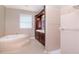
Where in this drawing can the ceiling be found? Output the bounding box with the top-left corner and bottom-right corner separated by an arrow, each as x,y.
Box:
4,5 -> 44,12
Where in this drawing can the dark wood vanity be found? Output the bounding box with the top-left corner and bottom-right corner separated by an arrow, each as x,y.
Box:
35,6 -> 45,46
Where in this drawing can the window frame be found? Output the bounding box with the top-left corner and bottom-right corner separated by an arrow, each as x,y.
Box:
20,14 -> 33,29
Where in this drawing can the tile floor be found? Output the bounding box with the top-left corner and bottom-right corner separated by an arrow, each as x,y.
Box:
48,49 -> 61,54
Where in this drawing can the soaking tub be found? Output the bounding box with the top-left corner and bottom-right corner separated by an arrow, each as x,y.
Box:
0,34 -> 30,52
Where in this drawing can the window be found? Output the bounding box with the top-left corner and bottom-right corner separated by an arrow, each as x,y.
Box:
20,14 -> 32,29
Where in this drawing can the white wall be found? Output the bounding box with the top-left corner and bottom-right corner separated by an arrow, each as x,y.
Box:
5,8 -> 35,36
46,6 -> 60,51
0,6 -> 5,37
61,6 -> 79,53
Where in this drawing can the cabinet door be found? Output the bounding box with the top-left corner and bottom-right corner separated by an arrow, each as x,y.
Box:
36,32 -> 40,41
40,33 -> 45,45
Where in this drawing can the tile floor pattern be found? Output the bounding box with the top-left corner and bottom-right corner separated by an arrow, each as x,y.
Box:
0,37 -> 45,54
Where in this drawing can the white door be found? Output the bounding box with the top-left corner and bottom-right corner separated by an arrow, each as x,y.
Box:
61,11 -> 79,53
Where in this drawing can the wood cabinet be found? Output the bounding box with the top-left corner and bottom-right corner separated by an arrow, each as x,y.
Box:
35,31 -> 45,45
35,6 -> 45,46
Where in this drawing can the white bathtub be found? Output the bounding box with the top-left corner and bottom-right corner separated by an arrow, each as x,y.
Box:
0,34 -> 30,52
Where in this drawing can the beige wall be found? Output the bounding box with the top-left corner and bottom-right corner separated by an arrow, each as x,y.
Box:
5,8 -> 35,36
0,6 -> 5,37
61,5 -> 79,53
46,5 -> 60,51
61,5 -> 79,15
